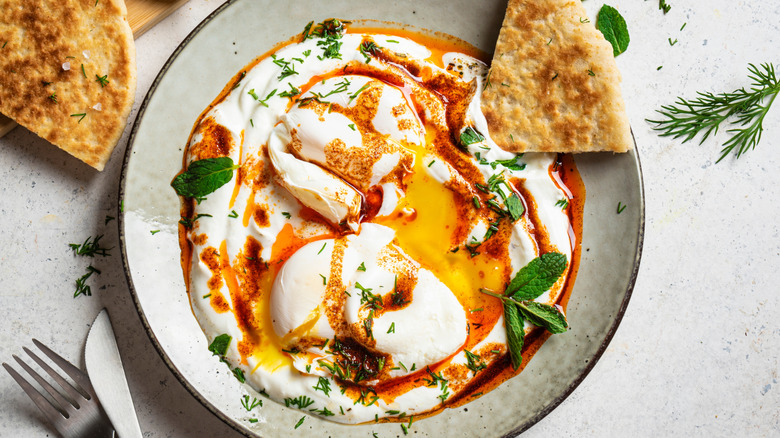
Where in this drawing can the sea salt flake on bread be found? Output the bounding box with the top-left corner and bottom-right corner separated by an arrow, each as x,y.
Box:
480,0 -> 632,153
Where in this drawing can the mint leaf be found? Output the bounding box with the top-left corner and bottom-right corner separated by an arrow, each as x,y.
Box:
171,157 -> 239,199
505,193 -> 525,221
506,252 -> 568,300
504,302 -> 525,370
208,333 -> 231,357
518,301 -> 568,334
494,157 -> 526,171
460,126 -> 484,146
597,5 -> 630,56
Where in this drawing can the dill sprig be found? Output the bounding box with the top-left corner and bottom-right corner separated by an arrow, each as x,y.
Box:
647,63 -> 780,163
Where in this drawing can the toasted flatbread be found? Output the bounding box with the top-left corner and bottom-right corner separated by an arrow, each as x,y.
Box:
0,0 -> 136,170
481,0 -> 632,153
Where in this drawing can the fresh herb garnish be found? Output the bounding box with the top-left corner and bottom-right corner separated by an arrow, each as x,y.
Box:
95,74 -> 109,87
596,5 -> 630,56
285,395 -> 315,409
281,211 -> 292,219
69,235 -> 112,257
362,312 -> 375,340
317,36 -> 343,60
73,265 -> 100,298
241,395 -> 262,411
506,252 -> 567,300
494,156 -> 526,171
228,210 -> 238,218
356,282 -> 383,310
505,193 -> 525,221
357,262 -> 366,271
313,376 -> 332,396
208,334 -> 231,358
271,55 -> 299,81
348,83 -> 371,104
480,252 -> 569,369
232,367 -> 245,383
359,41 -> 381,63
460,126 -> 485,147
302,18 -> 347,40
555,199 -> 569,209
423,368 -> 450,402
659,0 -> 671,14
171,157 -> 240,199
294,416 -> 305,429
312,406 -> 335,417
257,89 -> 277,107
647,63 -> 779,162
309,77 -> 351,103
464,349 -> 486,374
617,201 -> 627,214
70,113 -> 86,123
179,213 -> 213,228
278,82 -> 301,99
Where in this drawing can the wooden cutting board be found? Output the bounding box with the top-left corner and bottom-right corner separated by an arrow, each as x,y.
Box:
0,0 -> 190,138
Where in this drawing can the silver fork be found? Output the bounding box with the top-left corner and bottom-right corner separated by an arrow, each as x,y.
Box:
2,338 -> 114,438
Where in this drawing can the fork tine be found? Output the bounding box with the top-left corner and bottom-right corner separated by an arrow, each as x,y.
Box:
2,361 -> 67,422
23,347 -> 85,408
13,353 -> 76,414
32,339 -> 95,395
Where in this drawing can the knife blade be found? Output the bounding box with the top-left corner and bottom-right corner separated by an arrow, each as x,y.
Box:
85,308 -> 143,438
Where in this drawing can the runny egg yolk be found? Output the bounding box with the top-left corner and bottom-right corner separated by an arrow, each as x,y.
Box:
375,138 -> 506,341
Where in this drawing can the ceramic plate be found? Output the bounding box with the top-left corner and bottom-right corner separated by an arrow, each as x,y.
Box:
119,0 -> 644,436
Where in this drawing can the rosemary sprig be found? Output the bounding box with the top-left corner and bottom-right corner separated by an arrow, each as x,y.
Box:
647,63 -> 780,163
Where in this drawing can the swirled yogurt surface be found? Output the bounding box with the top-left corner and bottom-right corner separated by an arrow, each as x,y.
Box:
178,20 -> 581,424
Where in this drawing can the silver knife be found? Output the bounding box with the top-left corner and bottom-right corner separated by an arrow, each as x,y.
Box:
85,308 -> 143,438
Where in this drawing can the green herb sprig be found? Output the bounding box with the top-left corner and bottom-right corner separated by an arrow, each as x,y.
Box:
208,334 -> 231,358
241,395 -> 262,411
596,5 -> 630,57
69,235 -> 112,257
647,63 -> 779,163
480,252 -> 569,369
171,157 -> 240,201
73,266 -> 100,297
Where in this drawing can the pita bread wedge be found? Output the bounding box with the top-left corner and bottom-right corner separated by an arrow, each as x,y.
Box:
481,0 -> 632,153
0,0 -> 136,170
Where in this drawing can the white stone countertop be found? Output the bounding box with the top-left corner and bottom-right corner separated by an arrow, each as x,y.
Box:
1,0 -> 778,437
